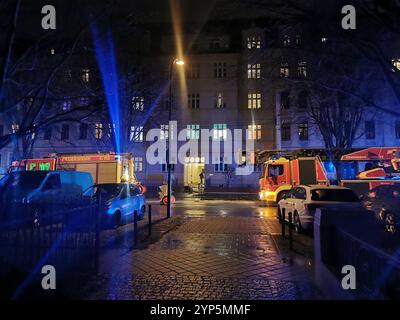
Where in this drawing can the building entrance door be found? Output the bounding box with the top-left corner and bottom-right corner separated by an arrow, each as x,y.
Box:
184,157 -> 205,189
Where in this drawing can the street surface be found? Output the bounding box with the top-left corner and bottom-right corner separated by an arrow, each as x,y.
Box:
82,199 -> 321,299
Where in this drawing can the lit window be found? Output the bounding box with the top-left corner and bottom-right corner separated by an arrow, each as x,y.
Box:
132,96 -> 144,111
50,48 -> 55,55
188,93 -> 200,109
280,63 -> 289,78
283,35 -> 291,47
187,124 -> 200,140
213,124 -> 227,141
130,126 -> 143,142
62,98 -> 71,111
81,68 -> 90,83
160,124 -> 170,140
247,63 -> 261,79
247,125 -> 262,140
298,122 -> 308,141
107,123 -> 116,138
134,157 -> 143,172
11,124 -> 19,134
247,35 -> 261,49
248,92 -> 262,109
321,37 -> 328,43
214,62 -> 227,78
297,61 -> 308,77
215,92 -> 226,108
95,123 -> 103,140
392,58 -> 400,71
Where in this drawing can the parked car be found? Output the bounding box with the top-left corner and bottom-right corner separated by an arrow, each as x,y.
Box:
82,183 -> 146,228
362,185 -> 400,234
277,185 -> 363,233
0,171 -> 93,227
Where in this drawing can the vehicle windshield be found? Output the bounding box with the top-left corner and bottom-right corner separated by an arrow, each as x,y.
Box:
7,172 -> 48,191
311,189 -> 359,202
83,184 -> 124,198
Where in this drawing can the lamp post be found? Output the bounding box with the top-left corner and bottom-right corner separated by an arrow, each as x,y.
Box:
167,58 -> 184,218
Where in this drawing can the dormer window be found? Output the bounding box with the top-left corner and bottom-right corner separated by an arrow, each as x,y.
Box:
247,35 -> 261,49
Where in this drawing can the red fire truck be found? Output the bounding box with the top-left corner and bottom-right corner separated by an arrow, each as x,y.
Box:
9,152 -> 142,187
259,147 -> 400,203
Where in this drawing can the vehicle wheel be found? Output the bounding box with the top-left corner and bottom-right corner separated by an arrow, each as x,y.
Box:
162,196 -> 168,205
113,211 -> 122,228
293,212 -> 303,234
385,213 -> 397,234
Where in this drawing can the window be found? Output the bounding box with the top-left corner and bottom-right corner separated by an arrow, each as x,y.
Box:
80,97 -> 89,106
215,92 -> 226,109
297,61 -> 308,77
298,122 -> 309,141
213,124 -> 227,141
134,157 -> 143,172
298,90 -> 309,109
214,62 -> 227,78
365,121 -> 375,140
281,91 -> 290,109
215,157 -> 228,172
187,124 -> 200,140
248,92 -> 262,109
396,121 -> 400,139
292,187 -> 307,200
44,127 -> 52,140
12,124 -> 19,134
280,63 -> 289,78
321,37 -> 328,43
283,35 -> 291,46
188,93 -> 200,109
132,96 -> 144,111
61,124 -> 69,140
247,124 -> 262,140
0,125 -> 3,137
247,35 -> 261,49
392,58 -> 400,71
107,123 -> 116,138
268,164 -> 284,177
130,126 -> 144,142
64,69 -> 72,82
209,38 -> 221,49
282,124 -> 291,141
247,63 -> 261,79
295,35 -> 301,46
79,123 -> 88,140
160,124 -> 170,140
50,48 -> 55,55
81,68 -> 90,83
95,123 -> 103,140
62,98 -> 71,111
188,63 -> 200,78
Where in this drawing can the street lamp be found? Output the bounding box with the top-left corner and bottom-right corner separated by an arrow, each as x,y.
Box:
167,57 -> 184,218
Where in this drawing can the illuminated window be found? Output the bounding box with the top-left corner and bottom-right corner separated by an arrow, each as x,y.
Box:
280,63 -> 289,77
248,92 -> 262,109
188,93 -> 200,109
283,35 -> 291,47
132,96 -> 144,111
214,62 -> 227,78
11,124 -> 19,134
247,124 -> 262,140
134,157 -> 143,172
62,98 -> 71,111
213,123 -> 227,141
215,92 -> 226,108
215,157 -> 228,172
130,126 -> 143,142
247,35 -> 261,49
297,61 -> 308,77
392,58 -> 400,71
81,68 -> 90,83
298,122 -> 308,141
107,123 -> 116,138
365,121 -> 375,140
160,124 -> 170,140
61,124 -> 69,140
95,123 -> 103,140
247,64 -> 261,79
321,37 -> 328,43
50,48 -> 55,55
187,124 -> 200,140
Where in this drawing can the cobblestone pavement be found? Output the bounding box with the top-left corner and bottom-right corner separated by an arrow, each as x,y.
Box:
82,200 -> 321,300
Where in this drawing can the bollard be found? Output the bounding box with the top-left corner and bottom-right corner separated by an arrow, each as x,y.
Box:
134,210 -> 138,246
148,204 -> 152,236
288,212 -> 293,250
281,210 -> 285,239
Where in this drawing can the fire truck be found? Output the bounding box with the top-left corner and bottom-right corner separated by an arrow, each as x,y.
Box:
10,152 -> 142,186
259,155 -> 329,203
258,147 -> 400,203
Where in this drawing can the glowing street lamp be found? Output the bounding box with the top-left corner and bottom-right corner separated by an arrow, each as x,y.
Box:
167,57 -> 184,219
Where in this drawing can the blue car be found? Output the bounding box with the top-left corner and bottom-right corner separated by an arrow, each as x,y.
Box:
82,183 -> 146,228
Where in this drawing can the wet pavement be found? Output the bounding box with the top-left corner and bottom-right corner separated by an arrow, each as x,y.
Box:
82,199 -> 321,300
